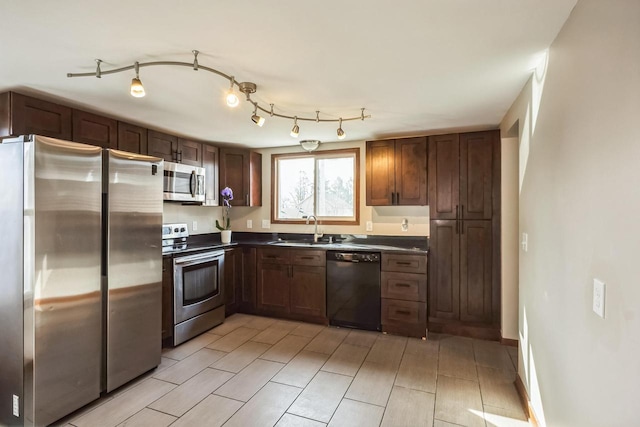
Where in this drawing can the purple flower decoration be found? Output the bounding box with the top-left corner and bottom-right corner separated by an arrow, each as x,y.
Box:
216,187 -> 234,231
221,187 -> 234,200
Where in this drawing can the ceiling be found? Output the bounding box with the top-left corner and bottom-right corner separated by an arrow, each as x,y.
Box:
0,0 -> 576,149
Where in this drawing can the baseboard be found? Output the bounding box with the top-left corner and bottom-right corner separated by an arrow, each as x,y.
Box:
500,337 -> 518,347
514,374 -> 540,427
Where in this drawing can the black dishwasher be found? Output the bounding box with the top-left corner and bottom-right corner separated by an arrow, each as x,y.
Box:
326,251 -> 381,331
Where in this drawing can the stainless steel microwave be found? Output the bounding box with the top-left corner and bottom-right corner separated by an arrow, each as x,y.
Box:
163,161 -> 205,202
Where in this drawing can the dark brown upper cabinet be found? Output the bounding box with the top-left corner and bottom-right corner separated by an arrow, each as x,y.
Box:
177,138 -> 203,167
219,147 -> 262,207
0,92 -> 72,140
203,144 -> 219,206
429,130 -> 497,220
147,130 -> 178,163
366,137 -> 427,206
117,121 -> 148,154
72,109 -> 117,148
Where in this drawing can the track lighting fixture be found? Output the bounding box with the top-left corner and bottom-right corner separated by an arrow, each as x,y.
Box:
68,50 -> 372,136
337,118 -> 346,140
290,117 -> 300,138
225,76 -> 239,108
130,62 -> 145,98
251,104 -> 265,127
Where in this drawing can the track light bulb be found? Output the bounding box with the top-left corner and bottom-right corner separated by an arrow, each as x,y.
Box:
130,78 -> 145,98
225,77 -> 239,107
251,105 -> 265,127
130,62 -> 145,98
337,118 -> 345,140
290,117 -> 299,138
226,91 -> 239,107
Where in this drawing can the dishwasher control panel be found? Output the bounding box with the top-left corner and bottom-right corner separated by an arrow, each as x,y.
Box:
329,251 -> 380,263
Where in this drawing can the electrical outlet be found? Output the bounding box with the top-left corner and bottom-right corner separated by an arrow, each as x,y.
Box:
401,218 -> 409,232
192,221 -> 198,231
13,395 -> 19,417
246,220 -> 253,229
593,278 -> 606,318
521,232 -> 528,252
365,221 -> 373,232
261,219 -> 270,229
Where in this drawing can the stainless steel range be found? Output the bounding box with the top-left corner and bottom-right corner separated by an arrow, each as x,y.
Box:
163,224 -> 225,346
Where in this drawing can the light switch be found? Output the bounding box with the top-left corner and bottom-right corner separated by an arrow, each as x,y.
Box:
521,232 -> 528,252
593,278 -> 606,318
262,219 -> 270,229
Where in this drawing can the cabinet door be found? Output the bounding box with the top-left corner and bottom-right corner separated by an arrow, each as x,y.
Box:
10,92 -> 72,140
460,220 -> 493,323
148,130 -> 177,162
395,137 -> 427,205
249,151 -> 262,206
256,263 -> 290,314
161,257 -> 173,343
219,148 -> 249,206
178,138 -> 203,167
290,265 -> 326,318
366,139 -> 395,206
117,122 -> 148,154
460,131 -> 494,220
72,109 -> 117,148
241,247 -> 257,312
203,144 -> 219,206
428,134 -> 460,219
428,220 -> 460,321
224,248 -> 242,316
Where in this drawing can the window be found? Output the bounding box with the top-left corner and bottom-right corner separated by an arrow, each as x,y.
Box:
272,148 -> 360,225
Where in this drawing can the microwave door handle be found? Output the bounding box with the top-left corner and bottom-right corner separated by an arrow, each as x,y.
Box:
190,170 -> 196,197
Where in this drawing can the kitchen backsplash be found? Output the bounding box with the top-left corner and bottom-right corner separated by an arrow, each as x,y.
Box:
164,202 -> 430,236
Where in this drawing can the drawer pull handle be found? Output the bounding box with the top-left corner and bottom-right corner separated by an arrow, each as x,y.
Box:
395,261 -> 412,266
265,255 -> 279,259
396,283 -> 411,288
300,256 -> 315,260
396,310 -> 411,315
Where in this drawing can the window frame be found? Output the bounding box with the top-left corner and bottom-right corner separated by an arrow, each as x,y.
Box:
270,147 -> 360,225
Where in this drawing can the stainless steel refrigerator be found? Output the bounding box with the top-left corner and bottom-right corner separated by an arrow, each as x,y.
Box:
0,135 -> 163,426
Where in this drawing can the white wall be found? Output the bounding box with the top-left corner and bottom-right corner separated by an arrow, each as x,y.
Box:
500,0 -> 640,425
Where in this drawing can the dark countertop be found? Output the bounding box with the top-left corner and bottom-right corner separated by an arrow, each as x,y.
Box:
164,232 -> 428,257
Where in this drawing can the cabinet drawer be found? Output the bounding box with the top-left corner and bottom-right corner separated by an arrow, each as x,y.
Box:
257,248 -> 291,264
381,271 -> 426,302
292,250 -> 325,267
381,299 -> 426,327
382,253 -> 427,274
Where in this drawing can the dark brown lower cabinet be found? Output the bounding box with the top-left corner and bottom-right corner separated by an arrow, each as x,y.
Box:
429,219 -> 496,336
224,248 -> 243,316
240,246 -> 257,313
256,263 -> 290,315
256,248 -> 326,323
161,257 -> 174,345
290,266 -> 326,318
380,253 -> 428,338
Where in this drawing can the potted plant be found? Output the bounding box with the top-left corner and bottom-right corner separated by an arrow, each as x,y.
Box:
216,187 -> 233,244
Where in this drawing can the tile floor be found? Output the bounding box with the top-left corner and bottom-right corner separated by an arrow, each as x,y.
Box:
58,314 -> 528,427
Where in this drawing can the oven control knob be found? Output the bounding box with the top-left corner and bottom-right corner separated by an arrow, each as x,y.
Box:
180,227 -> 186,232
174,227 -> 179,232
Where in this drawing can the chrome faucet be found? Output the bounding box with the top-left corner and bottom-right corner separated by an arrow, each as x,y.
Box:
305,215 -> 323,243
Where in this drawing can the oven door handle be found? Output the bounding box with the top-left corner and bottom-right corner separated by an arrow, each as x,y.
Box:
174,250 -> 224,265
